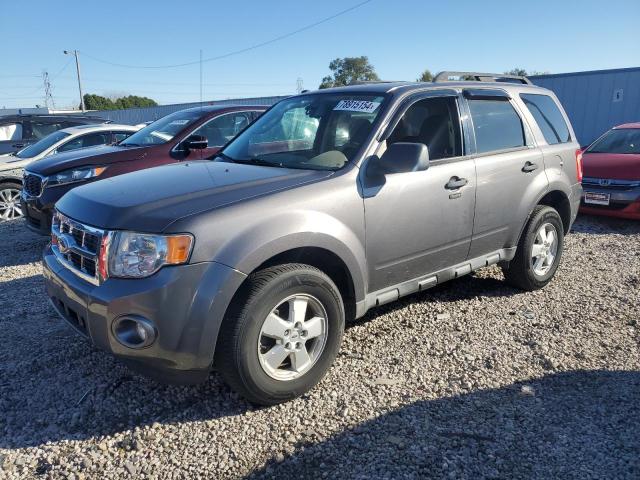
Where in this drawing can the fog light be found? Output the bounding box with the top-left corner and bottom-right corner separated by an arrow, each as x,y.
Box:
112,316 -> 157,349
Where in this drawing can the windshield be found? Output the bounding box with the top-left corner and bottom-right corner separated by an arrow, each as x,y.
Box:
220,93 -> 386,170
121,110 -> 203,146
15,131 -> 70,158
587,128 -> 640,154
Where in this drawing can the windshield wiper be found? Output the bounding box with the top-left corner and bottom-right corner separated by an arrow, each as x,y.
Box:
231,157 -> 283,168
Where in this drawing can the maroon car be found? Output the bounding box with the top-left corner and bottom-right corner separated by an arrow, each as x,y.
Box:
21,105 -> 267,233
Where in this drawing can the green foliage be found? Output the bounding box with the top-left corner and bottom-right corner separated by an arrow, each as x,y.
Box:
83,94 -> 158,110
319,56 -> 379,89
416,69 -> 433,82
505,68 -> 528,76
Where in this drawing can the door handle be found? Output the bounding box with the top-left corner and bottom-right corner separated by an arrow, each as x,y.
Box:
445,176 -> 468,189
522,161 -> 538,172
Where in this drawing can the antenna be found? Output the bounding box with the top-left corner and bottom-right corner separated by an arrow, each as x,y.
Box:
42,71 -> 55,110
296,77 -> 304,94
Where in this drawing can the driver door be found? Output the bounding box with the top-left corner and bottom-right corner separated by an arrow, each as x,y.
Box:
362,93 -> 476,292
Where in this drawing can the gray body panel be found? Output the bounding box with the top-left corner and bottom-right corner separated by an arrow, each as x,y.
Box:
46,80 -> 582,381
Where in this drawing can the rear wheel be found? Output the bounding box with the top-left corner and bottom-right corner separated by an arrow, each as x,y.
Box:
0,182 -> 23,221
215,263 -> 344,405
502,205 -> 564,291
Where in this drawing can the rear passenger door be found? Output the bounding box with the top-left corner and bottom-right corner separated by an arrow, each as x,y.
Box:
362,92 -> 476,292
463,89 -> 548,258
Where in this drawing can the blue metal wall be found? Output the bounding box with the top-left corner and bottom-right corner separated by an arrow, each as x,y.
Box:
92,95 -> 288,125
530,67 -> 640,146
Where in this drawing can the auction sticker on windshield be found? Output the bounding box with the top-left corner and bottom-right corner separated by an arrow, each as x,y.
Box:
334,100 -> 381,113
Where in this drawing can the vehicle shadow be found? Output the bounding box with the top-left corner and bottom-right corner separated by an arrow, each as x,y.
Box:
572,213 -> 640,236
0,218 -> 48,268
248,370 -> 640,479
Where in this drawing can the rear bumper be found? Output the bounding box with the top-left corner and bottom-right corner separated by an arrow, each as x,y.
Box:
579,184 -> 640,220
43,245 -> 247,383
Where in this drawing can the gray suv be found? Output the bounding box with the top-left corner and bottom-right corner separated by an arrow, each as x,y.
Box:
43,72 -> 582,405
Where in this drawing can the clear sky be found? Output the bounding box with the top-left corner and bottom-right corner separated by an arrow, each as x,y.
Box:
1,0 -> 639,109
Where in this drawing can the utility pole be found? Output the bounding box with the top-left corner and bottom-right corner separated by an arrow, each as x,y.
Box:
64,50 -> 85,112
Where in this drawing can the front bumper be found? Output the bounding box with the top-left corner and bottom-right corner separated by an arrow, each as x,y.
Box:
43,245 -> 247,383
20,183 -> 77,235
579,184 -> 640,220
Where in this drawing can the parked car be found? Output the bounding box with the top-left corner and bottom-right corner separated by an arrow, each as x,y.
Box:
42,73 -> 582,404
0,114 -> 108,155
21,105 -> 267,233
580,123 -> 640,220
0,124 -> 139,221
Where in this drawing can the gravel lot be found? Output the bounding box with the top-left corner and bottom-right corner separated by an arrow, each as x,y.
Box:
1,215 -> 639,479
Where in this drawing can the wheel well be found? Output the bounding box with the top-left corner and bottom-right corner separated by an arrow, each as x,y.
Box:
0,177 -> 22,186
538,190 -> 571,234
255,247 -> 357,322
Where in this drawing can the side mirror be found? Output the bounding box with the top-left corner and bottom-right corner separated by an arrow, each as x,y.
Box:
183,134 -> 208,150
372,142 -> 430,175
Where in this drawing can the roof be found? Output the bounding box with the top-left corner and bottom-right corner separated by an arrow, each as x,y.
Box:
177,104 -> 269,115
59,123 -> 139,134
614,122 -> 640,129
307,80 -> 545,96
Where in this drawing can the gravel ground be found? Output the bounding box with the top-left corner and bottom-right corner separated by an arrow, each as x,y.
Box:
0,215 -> 639,479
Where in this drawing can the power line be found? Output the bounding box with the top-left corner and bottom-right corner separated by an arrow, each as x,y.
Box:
81,0 -> 374,69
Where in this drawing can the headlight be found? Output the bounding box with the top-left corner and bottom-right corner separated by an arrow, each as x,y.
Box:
47,166 -> 107,186
108,231 -> 194,278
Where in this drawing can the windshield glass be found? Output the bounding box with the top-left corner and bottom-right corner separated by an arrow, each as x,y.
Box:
220,93 -> 386,170
15,131 -> 70,158
121,110 -> 203,146
587,128 -> 640,154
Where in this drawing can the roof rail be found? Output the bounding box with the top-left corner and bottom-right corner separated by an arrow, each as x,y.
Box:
433,71 -> 532,85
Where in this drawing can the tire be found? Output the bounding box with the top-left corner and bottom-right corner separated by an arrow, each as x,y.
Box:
215,263 -> 345,405
502,205 -> 564,291
0,181 -> 23,221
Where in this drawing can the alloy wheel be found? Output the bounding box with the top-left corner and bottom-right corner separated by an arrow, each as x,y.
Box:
257,293 -> 329,381
0,187 -> 22,221
531,222 -> 558,276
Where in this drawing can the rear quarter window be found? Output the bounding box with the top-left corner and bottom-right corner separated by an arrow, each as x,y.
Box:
520,93 -> 571,145
468,99 -> 525,154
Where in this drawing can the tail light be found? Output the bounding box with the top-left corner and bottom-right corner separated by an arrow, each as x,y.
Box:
575,149 -> 584,182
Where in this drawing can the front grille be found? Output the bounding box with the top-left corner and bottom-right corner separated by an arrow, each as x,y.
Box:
52,211 -> 105,285
23,173 -> 43,196
582,177 -> 640,191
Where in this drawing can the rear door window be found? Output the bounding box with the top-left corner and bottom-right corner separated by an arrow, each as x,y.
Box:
468,99 -> 525,154
58,132 -> 110,152
520,93 -> 570,145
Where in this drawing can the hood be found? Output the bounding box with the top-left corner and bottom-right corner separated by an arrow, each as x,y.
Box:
0,153 -> 30,172
26,145 -> 149,176
56,161 -> 333,232
582,152 -> 640,180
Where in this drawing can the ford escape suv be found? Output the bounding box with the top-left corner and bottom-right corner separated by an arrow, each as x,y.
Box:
43,72 -> 582,405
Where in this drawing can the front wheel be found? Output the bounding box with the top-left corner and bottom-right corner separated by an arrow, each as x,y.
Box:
502,205 -> 564,291
215,263 -> 345,405
0,182 -> 23,221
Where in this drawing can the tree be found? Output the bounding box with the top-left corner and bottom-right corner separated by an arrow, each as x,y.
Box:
416,69 -> 433,82
319,56 -> 379,89
505,68 -> 528,76
82,93 -> 158,110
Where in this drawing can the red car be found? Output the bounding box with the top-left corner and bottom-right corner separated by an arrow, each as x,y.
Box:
580,123 -> 640,220
21,105 -> 267,233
